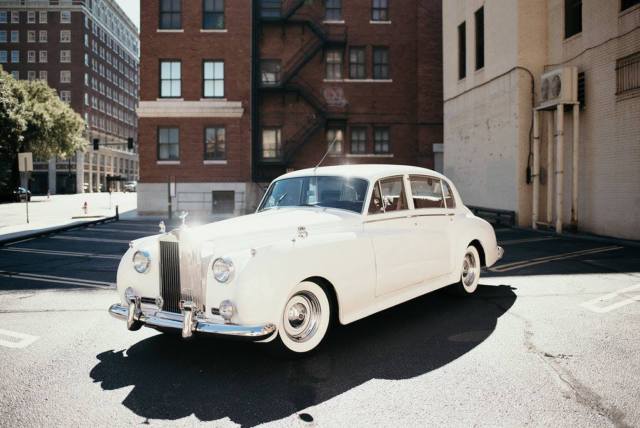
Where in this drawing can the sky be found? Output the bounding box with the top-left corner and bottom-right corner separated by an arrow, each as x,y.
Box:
115,0 -> 140,31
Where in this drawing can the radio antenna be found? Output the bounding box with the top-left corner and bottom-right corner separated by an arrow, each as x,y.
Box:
314,135 -> 339,174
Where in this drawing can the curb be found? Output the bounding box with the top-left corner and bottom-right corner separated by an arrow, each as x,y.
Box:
511,226 -> 640,249
0,215 -> 118,247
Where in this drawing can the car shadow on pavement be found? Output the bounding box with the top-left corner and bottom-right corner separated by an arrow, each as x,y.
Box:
90,284 -> 516,426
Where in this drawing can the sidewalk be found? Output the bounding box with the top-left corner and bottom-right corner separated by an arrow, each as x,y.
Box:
0,192 -> 137,243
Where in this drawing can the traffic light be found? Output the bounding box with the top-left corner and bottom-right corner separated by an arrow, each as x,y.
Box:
93,139 -> 99,150
127,137 -> 134,150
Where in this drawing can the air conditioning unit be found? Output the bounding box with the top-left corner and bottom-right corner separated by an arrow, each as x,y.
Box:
539,66 -> 578,109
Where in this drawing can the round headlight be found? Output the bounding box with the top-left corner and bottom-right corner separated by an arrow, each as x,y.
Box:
212,258 -> 234,283
132,250 -> 151,273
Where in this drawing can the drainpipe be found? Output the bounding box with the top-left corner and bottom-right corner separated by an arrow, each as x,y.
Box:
555,104 -> 564,234
571,103 -> 579,228
546,112 -> 554,224
532,109 -> 540,229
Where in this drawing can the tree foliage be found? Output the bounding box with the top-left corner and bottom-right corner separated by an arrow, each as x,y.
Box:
0,71 -> 86,193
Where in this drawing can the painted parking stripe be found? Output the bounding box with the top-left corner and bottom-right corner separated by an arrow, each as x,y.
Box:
500,237 -> 558,245
0,271 -> 115,288
0,328 -> 39,349
1,247 -> 121,260
490,246 -> 623,273
50,236 -> 130,244
581,284 -> 640,313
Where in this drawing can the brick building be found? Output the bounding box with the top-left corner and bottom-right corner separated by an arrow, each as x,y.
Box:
443,0 -> 640,240
0,0 -> 139,194
138,0 -> 443,216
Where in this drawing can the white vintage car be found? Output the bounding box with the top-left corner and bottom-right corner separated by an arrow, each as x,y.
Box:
109,165 -> 503,354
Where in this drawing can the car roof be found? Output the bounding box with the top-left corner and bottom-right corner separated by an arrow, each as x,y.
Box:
277,164 -> 448,182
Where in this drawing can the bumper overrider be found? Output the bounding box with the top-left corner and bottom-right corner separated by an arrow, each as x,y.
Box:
497,246 -> 504,260
108,298 -> 276,341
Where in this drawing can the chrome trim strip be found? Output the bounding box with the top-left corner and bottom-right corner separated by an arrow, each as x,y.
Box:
109,303 -> 276,341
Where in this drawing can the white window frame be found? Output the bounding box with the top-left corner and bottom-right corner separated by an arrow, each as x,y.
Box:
60,50 -> 71,63
39,50 -> 47,63
39,10 -> 47,23
60,10 -> 71,24
60,30 -> 71,43
27,11 -> 36,24
27,50 -> 36,63
60,70 -> 71,83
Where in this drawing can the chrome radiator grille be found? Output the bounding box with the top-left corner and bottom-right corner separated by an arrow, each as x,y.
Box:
159,241 -> 181,314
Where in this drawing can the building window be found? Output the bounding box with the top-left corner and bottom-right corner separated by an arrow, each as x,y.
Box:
326,128 -> 344,154
373,47 -> 389,79
475,7 -> 484,70
27,11 -> 35,24
203,61 -> 224,97
349,47 -> 366,79
10,31 -> 18,43
0,12 -> 6,24
158,127 -> 180,160
458,22 -> 466,79
564,0 -> 581,39
11,50 -> 19,64
27,31 -> 35,43
621,0 -> 640,11
325,49 -> 343,80
616,52 -> 640,95
260,0 -> 282,18
28,71 -> 36,81
28,51 -> 36,63
203,0 -> 225,29
204,127 -> 226,160
160,0 -> 182,30
0,51 -> 7,64
262,128 -> 282,159
350,127 -> 367,154
39,31 -> 47,43
11,70 -> 19,79
60,50 -> 71,63
261,60 -> 282,85
60,90 -> 71,104
60,10 -> 71,24
39,11 -> 47,23
160,61 -> 181,98
39,50 -> 47,63
372,0 -> 389,21
60,30 -> 71,43
0,31 -> 5,43
325,0 -> 342,21
374,127 -> 390,153
11,11 -> 19,24
60,70 -> 71,83
39,70 -> 47,81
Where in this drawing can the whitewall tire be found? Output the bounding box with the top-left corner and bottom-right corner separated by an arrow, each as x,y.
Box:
270,281 -> 332,355
456,245 -> 481,294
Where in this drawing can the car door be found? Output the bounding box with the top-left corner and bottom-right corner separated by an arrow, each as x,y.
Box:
364,175 -> 425,297
407,175 -> 453,281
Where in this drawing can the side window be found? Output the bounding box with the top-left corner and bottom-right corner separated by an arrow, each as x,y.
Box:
368,176 -> 408,214
443,181 -> 456,209
409,176 -> 445,209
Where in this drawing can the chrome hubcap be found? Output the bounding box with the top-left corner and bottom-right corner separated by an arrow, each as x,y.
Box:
283,291 -> 321,343
462,253 -> 476,287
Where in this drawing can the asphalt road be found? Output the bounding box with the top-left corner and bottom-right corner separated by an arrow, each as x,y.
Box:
0,220 -> 639,427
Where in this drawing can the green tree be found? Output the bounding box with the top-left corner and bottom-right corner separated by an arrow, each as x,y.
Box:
0,71 -> 86,194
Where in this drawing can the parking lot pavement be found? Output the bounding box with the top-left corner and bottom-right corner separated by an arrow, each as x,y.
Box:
0,223 -> 639,427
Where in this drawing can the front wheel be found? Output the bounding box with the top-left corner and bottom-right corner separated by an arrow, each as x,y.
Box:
453,245 -> 481,294
267,281 -> 332,356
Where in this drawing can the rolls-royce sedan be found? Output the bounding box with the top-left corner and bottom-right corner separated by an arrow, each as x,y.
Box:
109,165 -> 503,355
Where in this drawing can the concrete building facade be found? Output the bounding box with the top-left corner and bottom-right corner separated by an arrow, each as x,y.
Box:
137,0 -> 443,217
443,0 -> 640,240
0,0 -> 139,194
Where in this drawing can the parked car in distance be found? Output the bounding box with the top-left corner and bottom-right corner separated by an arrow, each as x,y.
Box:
109,165 -> 504,355
13,187 -> 32,202
123,181 -> 137,192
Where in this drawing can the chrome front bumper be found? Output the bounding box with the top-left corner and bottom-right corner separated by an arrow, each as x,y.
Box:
108,302 -> 276,341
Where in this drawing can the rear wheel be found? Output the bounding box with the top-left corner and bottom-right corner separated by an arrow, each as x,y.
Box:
267,281 -> 332,356
453,245 -> 481,294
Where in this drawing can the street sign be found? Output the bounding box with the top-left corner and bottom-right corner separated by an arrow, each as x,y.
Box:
18,152 -> 33,172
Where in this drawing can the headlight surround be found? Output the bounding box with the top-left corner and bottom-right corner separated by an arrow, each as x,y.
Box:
132,250 -> 151,274
212,257 -> 234,283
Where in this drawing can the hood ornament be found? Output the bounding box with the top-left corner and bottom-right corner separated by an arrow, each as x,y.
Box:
178,211 -> 189,228
158,221 -> 166,233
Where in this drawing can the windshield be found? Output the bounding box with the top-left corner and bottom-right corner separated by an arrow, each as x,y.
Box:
258,176 -> 369,214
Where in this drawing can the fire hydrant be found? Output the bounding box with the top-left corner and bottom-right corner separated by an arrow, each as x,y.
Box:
82,201 -> 88,215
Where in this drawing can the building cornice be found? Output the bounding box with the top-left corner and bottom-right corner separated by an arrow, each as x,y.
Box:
137,100 -> 244,118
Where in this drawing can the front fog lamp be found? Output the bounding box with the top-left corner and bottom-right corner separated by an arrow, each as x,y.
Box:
132,250 -> 151,273
212,258 -> 234,283
219,300 -> 235,321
